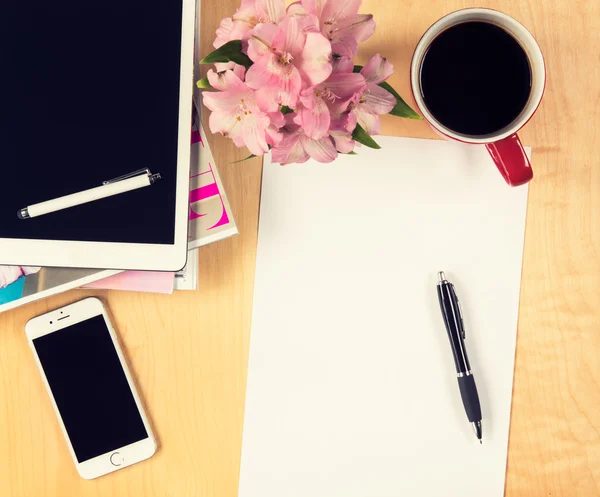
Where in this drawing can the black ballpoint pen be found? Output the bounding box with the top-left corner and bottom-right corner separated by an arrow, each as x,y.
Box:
437,271 -> 483,444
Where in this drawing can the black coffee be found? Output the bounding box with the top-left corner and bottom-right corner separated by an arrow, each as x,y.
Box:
420,21 -> 531,136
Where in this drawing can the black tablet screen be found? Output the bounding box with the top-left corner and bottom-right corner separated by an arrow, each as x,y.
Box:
0,0 -> 184,244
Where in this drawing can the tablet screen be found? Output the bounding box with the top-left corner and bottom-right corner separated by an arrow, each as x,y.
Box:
0,0 -> 184,244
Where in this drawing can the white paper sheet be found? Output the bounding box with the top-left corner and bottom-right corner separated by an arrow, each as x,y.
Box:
241,137 -> 530,497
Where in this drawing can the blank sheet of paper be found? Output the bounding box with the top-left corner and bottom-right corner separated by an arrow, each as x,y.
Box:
241,137 -> 530,497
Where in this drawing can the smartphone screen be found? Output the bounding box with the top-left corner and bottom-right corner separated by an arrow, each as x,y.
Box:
32,315 -> 148,463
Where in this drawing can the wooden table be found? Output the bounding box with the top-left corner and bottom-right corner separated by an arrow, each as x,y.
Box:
1,0 -> 599,495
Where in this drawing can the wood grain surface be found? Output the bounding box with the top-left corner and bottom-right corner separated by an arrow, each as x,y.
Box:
1,0 -> 599,495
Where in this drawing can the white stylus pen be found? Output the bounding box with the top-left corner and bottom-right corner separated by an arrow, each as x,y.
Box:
18,168 -> 161,220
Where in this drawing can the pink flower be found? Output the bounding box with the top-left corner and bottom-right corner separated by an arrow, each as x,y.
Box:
214,62 -> 247,81
0,266 -> 40,289
271,115 -> 338,164
329,113 -> 356,153
301,0 -> 375,58
203,69 -> 275,155
214,0 -> 287,48
348,54 -> 396,134
296,72 -> 366,139
245,16 -> 332,109
331,55 -> 354,73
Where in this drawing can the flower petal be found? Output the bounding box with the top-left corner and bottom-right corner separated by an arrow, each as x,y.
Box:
335,14 -> 375,44
361,83 -> 396,115
300,0 -> 327,17
228,20 -> 256,42
254,87 -> 280,113
214,62 -> 247,82
353,107 -> 381,135
299,87 -> 318,109
203,89 -> 244,114
208,109 -> 242,138
232,0 -> 259,24
361,54 -> 394,84
255,0 -> 286,23
213,18 -> 234,48
269,110 -> 286,128
332,56 -> 354,73
296,31 -> 332,86
330,130 -> 355,153
272,132 -> 309,164
321,0 -> 362,24
245,56 -> 302,107
206,68 -> 248,92
266,126 -> 283,147
324,72 -> 366,100
248,22 -> 279,61
299,134 -> 338,162
299,99 -> 330,139
287,1 -> 307,16
241,113 -> 270,155
331,34 -> 358,58
345,109 -> 357,131
272,16 -> 306,56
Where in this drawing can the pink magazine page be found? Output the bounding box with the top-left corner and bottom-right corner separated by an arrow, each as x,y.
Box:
85,271 -> 174,294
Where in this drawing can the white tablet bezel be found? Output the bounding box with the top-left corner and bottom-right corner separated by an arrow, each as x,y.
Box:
25,298 -> 157,479
1,0 -> 195,271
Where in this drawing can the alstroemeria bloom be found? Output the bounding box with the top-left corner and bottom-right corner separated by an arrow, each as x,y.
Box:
271,115 -> 338,164
296,72 -> 366,139
214,0 -> 286,48
348,54 -> 396,134
214,62 -> 247,81
245,16 -> 332,109
0,266 -> 41,289
329,112 -> 357,153
301,0 -> 375,57
203,69 -> 274,155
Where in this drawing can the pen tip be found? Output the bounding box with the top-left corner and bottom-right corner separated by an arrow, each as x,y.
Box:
438,271 -> 446,282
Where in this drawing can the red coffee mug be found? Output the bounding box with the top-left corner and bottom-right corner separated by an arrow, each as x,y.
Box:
410,9 -> 545,187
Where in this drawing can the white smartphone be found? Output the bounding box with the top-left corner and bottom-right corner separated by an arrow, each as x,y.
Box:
25,297 -> 156,479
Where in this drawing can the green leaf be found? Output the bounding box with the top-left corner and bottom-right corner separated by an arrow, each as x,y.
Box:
351,124 -> 381,149
379,81 -> 422,119
345,151 -> 358,155
280,106 -> 294,114
199,40 -> 253,69
196,77 -> 212,89
353,65 -> 363,73
231,153 -> 257,164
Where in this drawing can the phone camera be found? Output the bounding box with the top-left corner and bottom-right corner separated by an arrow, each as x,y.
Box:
50,321 -> 53,324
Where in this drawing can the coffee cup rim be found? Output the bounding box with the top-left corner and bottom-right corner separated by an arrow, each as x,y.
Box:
410,8 -> 546,144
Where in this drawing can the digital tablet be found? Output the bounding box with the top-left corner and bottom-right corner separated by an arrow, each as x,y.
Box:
0,0 -> 195,270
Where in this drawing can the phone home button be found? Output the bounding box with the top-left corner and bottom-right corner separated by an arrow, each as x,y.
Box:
110,452 -> 124,466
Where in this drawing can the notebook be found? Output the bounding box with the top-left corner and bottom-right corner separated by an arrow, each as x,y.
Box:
240,137 -> 530,497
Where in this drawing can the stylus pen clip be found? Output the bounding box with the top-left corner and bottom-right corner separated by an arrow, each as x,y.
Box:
18,169 -> 162,220
103,168 -> 153,185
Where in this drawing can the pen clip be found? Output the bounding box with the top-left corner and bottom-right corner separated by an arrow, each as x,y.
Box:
102,168 -> 151,185
451,284 -> 466,339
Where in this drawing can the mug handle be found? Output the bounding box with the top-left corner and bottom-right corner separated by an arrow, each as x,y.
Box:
485,133 -> 533,187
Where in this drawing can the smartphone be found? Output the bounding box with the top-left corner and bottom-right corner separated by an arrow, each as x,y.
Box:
25,297 -> 156,479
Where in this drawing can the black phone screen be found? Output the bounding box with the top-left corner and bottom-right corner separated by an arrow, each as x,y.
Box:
33,315 -> 148,463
